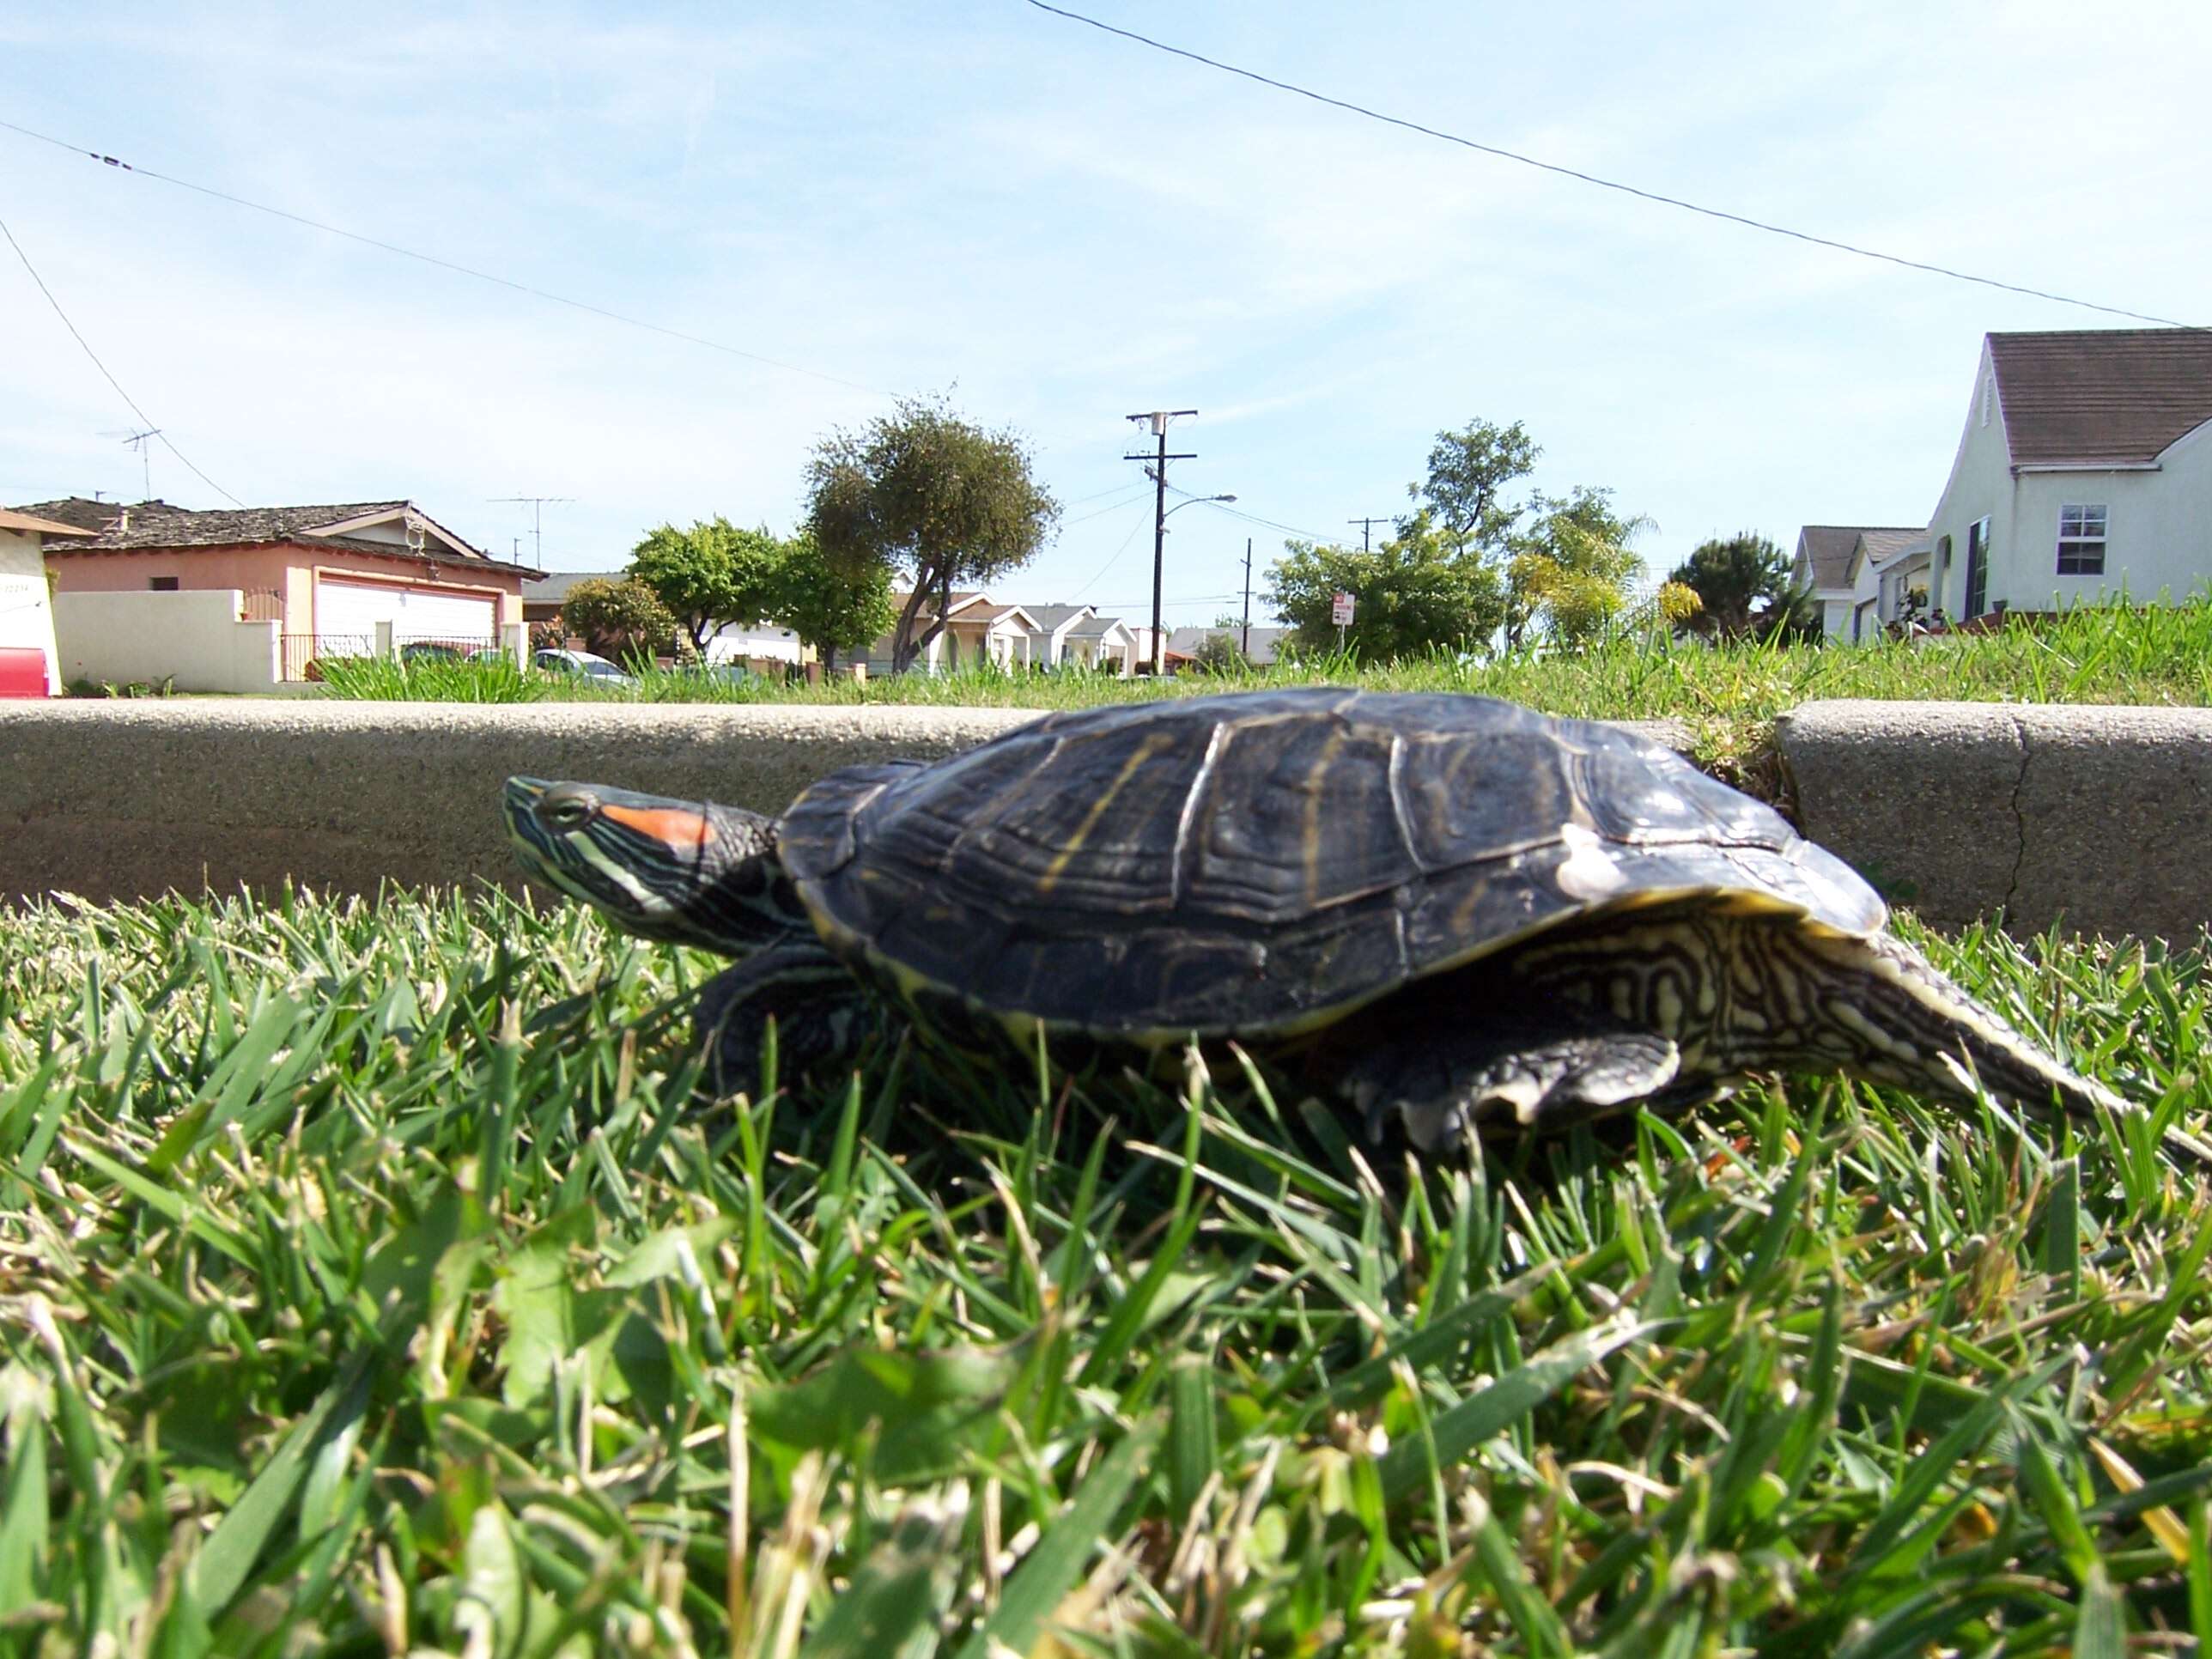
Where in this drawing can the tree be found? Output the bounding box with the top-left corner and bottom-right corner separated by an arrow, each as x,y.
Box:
767,531 -> 898,672
1504,486 -> 1651,649
1407,418 -> 1539,558
629,518 -> 786,655
560,577 -> 678,664
1267,526 -> 1502,660
1182,617 -> 1250,675
804,393 -> 1060,674
1667,532 -> 1820,642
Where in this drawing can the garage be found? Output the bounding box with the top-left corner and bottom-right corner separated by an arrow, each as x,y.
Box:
315,578 -> 497,646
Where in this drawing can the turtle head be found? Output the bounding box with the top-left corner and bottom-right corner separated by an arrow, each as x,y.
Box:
503,777 -> 808,954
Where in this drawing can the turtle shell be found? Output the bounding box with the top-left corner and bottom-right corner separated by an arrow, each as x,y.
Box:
775,688 -> 1885,1042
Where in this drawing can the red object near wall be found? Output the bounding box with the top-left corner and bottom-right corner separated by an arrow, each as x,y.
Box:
0,647 -> 50,697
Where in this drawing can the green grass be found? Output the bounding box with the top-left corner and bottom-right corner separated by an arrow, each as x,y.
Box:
315,594 -> 2212,783
5,884 -> 2212,1654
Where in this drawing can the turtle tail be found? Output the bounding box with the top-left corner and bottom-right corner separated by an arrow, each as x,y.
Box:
1825,930 -> 2212,1168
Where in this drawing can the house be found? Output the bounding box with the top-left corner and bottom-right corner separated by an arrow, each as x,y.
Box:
1923,329 -> 2212,623
1018,604 -> 1136,674
1842,530 -> 1932,641
868,592 -> 1040,674
1170,623 -> 1286,666
26,497 -> 538,681
1791,526 -> 1926,641
0,507 -> 95,694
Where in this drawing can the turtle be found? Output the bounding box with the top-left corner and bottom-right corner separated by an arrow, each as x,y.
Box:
501,687 -> 2205,1160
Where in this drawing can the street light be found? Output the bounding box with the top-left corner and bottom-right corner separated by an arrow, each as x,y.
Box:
1150,493 -> 1237,675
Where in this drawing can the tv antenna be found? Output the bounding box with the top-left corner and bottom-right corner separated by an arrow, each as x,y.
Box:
488,496 -> 574,566
103,428 -> 163,500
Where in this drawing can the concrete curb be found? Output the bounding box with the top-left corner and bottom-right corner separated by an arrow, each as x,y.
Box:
1,698 -> 1689,907
9,696 -> 2204,945
1777,700 -> 2212,945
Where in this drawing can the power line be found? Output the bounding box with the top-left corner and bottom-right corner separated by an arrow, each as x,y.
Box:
0,118 -> 890,395
0,210 -> 245,506
1063,484 -> 1155,525
1166,483 -> 1337,544
1022,0 -> 2201,331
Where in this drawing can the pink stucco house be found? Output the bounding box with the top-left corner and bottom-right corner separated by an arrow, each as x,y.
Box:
21,497 -> 539,678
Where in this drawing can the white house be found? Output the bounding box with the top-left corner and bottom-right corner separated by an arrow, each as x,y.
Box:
1843,529 -> 1932,642
1791,525 -> 1924,641
1019,604 -> 1136,673
1923,329 -> 2212,622
0,507 -> 94,693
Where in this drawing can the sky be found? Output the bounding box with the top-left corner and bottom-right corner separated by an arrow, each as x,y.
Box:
3,1 -> 2207,629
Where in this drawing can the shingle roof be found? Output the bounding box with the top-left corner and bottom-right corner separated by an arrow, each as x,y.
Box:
1796,524 -> 1922,591
1064,614 -> 1127,639
1987,329 -> 2212,465
12,496 -> 530,571
1021,604 -> 1097,632
1856,529 -> 1926,566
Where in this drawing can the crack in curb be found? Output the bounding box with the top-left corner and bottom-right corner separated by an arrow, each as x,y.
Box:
2002,712 -> 2030,921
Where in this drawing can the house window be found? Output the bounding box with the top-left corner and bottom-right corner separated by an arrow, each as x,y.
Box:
1964,517 -> 1990,618
2057,504 -> 2106,574
149,576 -> 179,591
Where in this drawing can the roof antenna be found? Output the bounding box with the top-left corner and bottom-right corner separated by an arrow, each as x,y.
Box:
103,428 -> 162,500
488,495 -> 574,566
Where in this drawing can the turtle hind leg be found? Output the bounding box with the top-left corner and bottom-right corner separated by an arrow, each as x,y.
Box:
693,937 -> 881,1098
1343,1019 -> 1705,1153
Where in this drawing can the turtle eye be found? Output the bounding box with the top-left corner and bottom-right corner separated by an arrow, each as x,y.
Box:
541,791 -> 598,830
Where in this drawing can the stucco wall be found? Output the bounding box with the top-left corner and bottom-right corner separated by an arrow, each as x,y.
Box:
52,589 -> 282,693
0,530 -> 61,694
1929,348 -> 2212,617
48,543 -> 526,631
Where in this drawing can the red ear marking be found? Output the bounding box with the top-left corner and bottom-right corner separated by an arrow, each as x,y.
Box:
599,804 -> 718,849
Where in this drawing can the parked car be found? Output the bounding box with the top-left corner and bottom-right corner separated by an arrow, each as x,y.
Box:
532,647 -> 638,687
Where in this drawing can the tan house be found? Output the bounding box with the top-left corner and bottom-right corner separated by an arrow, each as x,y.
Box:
24,497 -> 538,680
0,507 -> 96,695
870,591 -> 1040,674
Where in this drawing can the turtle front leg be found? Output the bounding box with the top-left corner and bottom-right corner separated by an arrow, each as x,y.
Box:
692,938 -> 882,1097
1342,1017 -> 1715,1152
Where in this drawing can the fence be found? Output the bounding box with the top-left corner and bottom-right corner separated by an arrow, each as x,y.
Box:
281,634 -> 376,682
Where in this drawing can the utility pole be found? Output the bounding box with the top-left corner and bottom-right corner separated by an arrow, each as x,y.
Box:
1346,515 -> 1389,552
1125,410 -> 1198,675
1241,538 -> 1253,655
489,496 -> 575,567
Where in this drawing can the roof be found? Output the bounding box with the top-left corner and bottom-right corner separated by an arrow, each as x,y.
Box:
522,569 -> 627,604
0,507 -> 96,537
13,497 -> 536,574
1064,614 -> 1128,640
1021,604 -> 1097,633
1796,524 -> 1923,591
1844,529 -> 1930,585
1987,329 -> 2212,466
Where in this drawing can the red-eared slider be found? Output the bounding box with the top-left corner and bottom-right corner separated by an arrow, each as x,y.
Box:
504,688 -> 2199,1157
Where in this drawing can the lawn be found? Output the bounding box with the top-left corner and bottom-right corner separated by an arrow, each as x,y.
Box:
4,881 -> 2212,1655
314,593 -> 2212,786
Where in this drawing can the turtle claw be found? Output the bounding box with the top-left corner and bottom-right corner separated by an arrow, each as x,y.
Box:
1348,1024 -> 1686,1152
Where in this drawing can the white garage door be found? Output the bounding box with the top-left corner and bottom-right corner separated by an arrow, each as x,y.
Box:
316,580 -> 496,644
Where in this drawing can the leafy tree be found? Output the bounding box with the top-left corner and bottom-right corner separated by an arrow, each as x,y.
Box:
1267,526 -> 1501,660
559,578 -> 678,664
1504,487 -> 1651,649
1667,532 -> 1820,642
1407,418 -> 1538,558
767,531 -> 898,672
1182,624 -> 1249,675
804,393 -> 1060,673
629,518 -> 785,655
